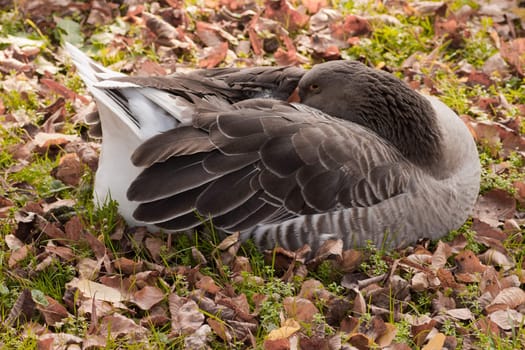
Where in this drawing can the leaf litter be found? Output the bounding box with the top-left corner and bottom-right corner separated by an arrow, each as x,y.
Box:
0,0 -> 524,349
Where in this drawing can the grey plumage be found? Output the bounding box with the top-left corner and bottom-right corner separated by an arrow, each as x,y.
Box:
66,43 -> 480,254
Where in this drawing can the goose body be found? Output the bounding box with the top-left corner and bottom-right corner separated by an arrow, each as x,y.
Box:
67,44 -> 480,252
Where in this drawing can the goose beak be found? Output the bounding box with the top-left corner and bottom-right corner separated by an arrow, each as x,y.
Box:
287,87 -> 301,103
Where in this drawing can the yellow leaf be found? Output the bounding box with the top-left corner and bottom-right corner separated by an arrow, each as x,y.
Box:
422,332 -> 445,350
266,319 -> 300,340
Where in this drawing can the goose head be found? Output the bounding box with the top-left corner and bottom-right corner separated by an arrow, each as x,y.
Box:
297,60 -> 442,170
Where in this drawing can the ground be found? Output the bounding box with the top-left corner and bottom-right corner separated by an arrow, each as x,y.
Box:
0,0 -> 525,349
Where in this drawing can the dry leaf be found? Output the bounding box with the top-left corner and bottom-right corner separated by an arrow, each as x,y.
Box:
486,287 -> 525,312
376,322 -> 397,347
53,153 -> 83,186
283,296 -> 319,323
479,249 -> 514,270
37,333 -> 83,350
114,257 -> 144,275
45,244 -> 75,261
5,234 -> 24,250
489,309 -> 525,330
37,296 -> 70,326
199,42 -> 228,68
98,313 -> 149,340
132,285 -> 165,310
348,333 -> 374,349
264,338 -> 291,350
264,0 -> 309,31
195,275 -> 221,295
445,308 -> 474,320
145,236 -> 164,263
8,244 -> 31,268
67,278 -> 128,307
77,258 -> 100,280
500,38 -> 525,75
33,132 -> 80,152
266,318 -> 301,340
208,318 -> 232,342
431,241 -> 452,269
422,332 -> 445,350
185,324 -> 212,348
169,293 -> 205,335
301,0 -> 328,14
455,250 -> 486,274
298,279 -> 333,302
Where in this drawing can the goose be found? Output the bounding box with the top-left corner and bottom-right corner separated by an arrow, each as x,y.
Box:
66,43 -> 480,253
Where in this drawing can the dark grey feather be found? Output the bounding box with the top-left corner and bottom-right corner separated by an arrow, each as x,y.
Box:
131,127 -> 214,167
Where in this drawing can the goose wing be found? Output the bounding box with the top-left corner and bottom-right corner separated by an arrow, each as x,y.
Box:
108,65 -> 305,103
127,99 -> 414,232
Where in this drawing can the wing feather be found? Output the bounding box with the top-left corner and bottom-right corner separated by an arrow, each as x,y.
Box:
128,102 -> 413,231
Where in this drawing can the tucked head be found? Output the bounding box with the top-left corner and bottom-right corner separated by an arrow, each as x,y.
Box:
297,60 -> 442,168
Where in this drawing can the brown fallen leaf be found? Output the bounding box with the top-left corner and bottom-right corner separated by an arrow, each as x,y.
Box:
114,257 -> 144,275
489,309 -> 525,330
298,279 -> 333,302
208,318 -> 232,342
169,293 -> 205,335
264,0 -> 309,31
52,153 -> 83,186
77,257 -> 100,280
195,275 -> 221,295
352,288 -> 367,315
500,38 -> 525,75
98,313 -> 149,340
37,296 -> 70,326
40,78 -> 78,100
348,333 -> 374,349
325,297 -> 352,326
376,322 -> 397,347
145,236 -> 164,263
184,324 -> 213,348
264,338 -> 291,350
32,132 -> 80,153
445,308 -> 474,321
299,335 -> 332,349
37,333 -> 83,350
132,285 -> 165,311
431,240 -> 452,269
8,244 -> 31,268
411,319 -> 437,347
486,287 -> 525,313
283,296 -> 319,323
198,42 -> 229,68
232,255 -> 251,274
342,14 -> 371,37
44,244 -> 75,261
479,249 -> 514,270
140,304 -> 170,327
301,0 -> 328,14
217,293 -> 253,322
473,189 -> 516,226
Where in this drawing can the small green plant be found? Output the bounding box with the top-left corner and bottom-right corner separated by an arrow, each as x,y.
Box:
393,318 -> 415,347
29,259 -> 76,301
359,240 -> 390,276
478,151 -> 525,194
0,325 -> 39,349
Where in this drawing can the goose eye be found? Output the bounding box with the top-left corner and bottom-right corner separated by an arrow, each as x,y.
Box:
309,84 -> 320,93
